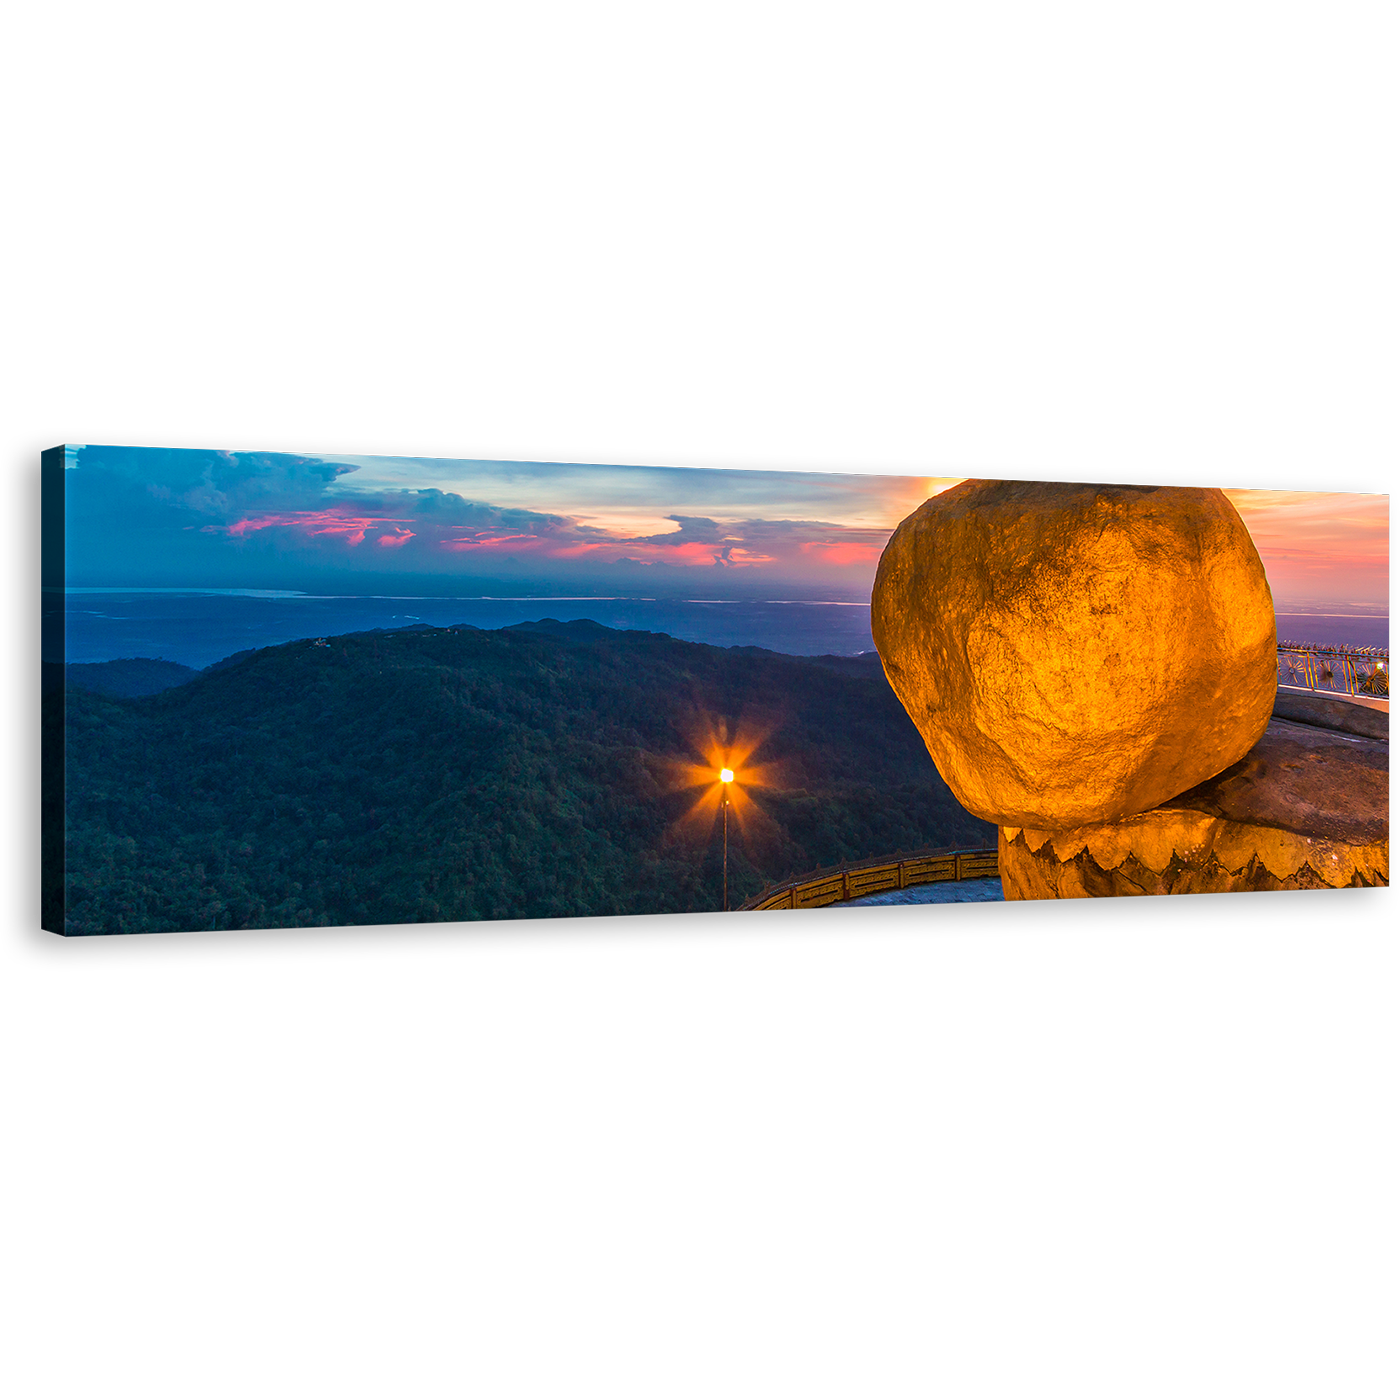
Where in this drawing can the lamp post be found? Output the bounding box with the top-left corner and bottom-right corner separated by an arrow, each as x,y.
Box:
720,768 -> 734,910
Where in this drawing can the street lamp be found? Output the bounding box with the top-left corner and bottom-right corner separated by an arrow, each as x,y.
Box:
720,768 -> 734,910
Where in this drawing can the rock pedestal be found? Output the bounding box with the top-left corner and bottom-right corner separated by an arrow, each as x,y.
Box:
998,717 -> 1389,897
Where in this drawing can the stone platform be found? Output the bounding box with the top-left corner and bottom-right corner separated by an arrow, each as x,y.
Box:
1273,684 -> 1388,740
998,717 -> 1388,898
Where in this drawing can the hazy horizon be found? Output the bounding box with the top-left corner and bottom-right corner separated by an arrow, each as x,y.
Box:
54,592 -> 1390,673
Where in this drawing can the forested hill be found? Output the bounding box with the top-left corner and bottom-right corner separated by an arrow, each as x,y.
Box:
52,620 -> 992,934
49,657 -> 200,698
48,630 -> 891,697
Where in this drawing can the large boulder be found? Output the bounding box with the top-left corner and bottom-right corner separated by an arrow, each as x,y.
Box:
871,480 -> 1277,828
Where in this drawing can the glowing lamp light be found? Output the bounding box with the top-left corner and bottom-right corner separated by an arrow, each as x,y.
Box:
718,769 -> 735,910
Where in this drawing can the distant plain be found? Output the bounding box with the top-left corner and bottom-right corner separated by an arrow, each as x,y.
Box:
54,589 -> 1389,671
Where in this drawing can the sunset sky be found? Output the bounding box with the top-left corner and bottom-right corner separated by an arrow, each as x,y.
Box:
62,445 -> 1388,612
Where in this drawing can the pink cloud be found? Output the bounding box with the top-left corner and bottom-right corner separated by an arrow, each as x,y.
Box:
219,510 -> 416,548
203,496 -> 907,581
441,532 -> 542,551
550,539 -> 725,565
799,540 -> 884,567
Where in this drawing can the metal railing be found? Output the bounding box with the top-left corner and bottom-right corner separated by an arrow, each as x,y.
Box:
740,846 -> 1000,911
1277,642 -> 1388,698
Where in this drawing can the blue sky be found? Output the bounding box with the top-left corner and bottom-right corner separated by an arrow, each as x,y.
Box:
60,444 -> 1387,610
60,444 -> 942,598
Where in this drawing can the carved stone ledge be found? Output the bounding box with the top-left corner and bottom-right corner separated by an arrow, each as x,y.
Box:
998,717 -> 1389,898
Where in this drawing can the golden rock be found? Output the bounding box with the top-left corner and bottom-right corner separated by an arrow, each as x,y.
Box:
871,480 -> 1277,828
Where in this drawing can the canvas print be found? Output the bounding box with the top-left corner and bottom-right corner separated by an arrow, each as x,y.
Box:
42,446 -> 1388,935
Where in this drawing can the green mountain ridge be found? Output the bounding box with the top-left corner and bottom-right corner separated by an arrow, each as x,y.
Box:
49,620 -> 991,934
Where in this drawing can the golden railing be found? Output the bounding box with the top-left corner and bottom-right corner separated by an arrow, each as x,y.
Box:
740,847 -> 1000,911
1277,642 -> 1388,697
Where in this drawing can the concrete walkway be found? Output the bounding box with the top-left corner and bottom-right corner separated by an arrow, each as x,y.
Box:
835,877 -> 1005,906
